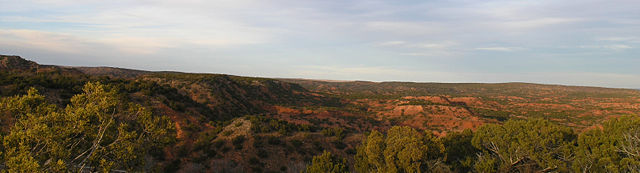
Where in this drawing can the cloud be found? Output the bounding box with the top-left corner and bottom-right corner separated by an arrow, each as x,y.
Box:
597,37 -> 637,42
475,47 -> 522,52
1,0 -> 639,88
0,29 -> 183,55
376,40 -> 459,57
364,21 -> 445,36
1,1 -> 277,47
499,17 -> 585,29
377,40 -> 457,49
376,41 -> 406,46
579,44 -> 633,51
413,41 -> 457,49
605,44 -> 633,50
0,29 -> 94,54
596,37 -> 640,43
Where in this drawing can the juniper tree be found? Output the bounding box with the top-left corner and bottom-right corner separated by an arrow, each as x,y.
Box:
1,82 -> 175,172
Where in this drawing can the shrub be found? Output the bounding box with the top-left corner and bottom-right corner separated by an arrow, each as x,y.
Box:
322,127 -> 346,139
267,136 -> 281,145
313,141 -> 324,152
291,140 -> 303,148
257,149 -> 269,158
305,151 -> 348,173
249,157 -> 260,165
213,140 -> 225,149
332,141 -> 347,150
232,135 -> 246,150
222,130 -> 233,136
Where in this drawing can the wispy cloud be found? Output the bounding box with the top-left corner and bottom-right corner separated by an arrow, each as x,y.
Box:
475,47 -> 523,52
499,17 -> 585,29
376,41 -> 406,46
579,44 -> 633,51
1,0 -> 639,88
0,29 -> 96,54
596,37 -> 640,43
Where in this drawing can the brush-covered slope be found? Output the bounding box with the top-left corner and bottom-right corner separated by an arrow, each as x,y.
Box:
0,55 -> 351,172
282,77 -> 640,130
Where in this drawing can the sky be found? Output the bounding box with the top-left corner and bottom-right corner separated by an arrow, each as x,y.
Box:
0,0 -> 639,88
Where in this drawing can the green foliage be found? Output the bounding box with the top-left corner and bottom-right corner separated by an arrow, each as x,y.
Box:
471,118 -> 576,172
306,151 -> 348,173
232,135 -> 246,150
354,126 -> 443,173
0,88 -> 52,119
469,107 -> 511,121
350,118 -> 640,172
441,129 -> 477,172
0,82 -> 175,172
257,149 -> 268,158
333,140 -> 347,150
248,156 -> 260,165
383,126 -> 429,173
267,136 -> 282,145
322,127 -> 346,139
573,115 -> 640,172
248,115 -> 317,135
0,71 -> 86,100
290,139 -> 303,148
398,99 -> 448,107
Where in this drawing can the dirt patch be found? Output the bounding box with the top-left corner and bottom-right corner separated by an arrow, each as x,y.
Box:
274,105 -> 301,114
219,118 -> 252,140
403,96 -> 450,105
450,97 -> 483,106
392,105 -> 424,116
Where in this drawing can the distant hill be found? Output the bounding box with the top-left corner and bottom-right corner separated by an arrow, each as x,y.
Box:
74,66 -> 151,78
0,55 -> 38,70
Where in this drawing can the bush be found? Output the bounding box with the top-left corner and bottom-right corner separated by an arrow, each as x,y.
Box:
232,135 -> 246,150
332,141 -> 347,150
222,130 -> 233,136
305,151 -> 348,173
322,127 -> 346,139
257,149 -> 269,158
345,148 -> 356,155
249,157 -> 260,165
290,140 -> 303,148
213,140 -> 225,149
313,141 -> 323,152
267,136 -> 281,145
221,146 -> 231,153
253,136 -> 264,148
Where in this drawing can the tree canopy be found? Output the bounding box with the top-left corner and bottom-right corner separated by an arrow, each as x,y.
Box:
306,150 -> 349,173
354,126 -> 445,173
329,117 -> 640,172
0,82 -> 175,172
471,118 -> 576,172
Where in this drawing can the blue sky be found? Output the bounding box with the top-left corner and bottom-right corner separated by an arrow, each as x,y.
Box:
1,0 -> 639,88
